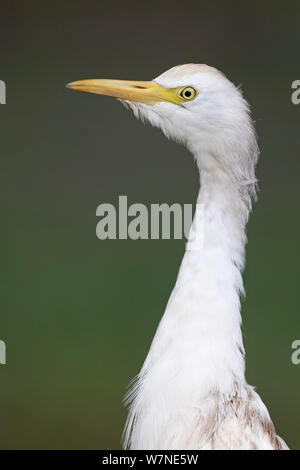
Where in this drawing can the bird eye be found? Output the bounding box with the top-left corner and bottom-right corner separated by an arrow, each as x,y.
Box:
180,87 -> 197,101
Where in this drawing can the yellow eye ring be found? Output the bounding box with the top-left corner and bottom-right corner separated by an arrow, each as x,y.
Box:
179,86 -> 197,101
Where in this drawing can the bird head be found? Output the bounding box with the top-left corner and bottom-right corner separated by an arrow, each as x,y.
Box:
67,64 -> 258,192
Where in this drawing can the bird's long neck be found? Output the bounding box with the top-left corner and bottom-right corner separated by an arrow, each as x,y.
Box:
123,149 -> 256,449
148,158 -> 252,396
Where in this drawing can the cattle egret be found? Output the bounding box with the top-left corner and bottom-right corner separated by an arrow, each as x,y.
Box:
67,64 -> 288,450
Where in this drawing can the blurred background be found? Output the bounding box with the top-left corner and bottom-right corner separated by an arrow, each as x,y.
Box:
0,0 -> 299,449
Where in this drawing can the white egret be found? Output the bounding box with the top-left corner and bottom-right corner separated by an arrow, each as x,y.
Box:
67,64 -> 288,450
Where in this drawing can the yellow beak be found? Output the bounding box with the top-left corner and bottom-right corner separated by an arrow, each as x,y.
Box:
66,79 -> 180,105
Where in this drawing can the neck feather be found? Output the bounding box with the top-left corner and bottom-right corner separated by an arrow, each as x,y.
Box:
123,149 -> 257,450
172,163 -> 252,392
140,157 -> 254,396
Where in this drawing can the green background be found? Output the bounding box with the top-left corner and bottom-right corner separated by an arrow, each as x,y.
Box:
0,0 -> 299,449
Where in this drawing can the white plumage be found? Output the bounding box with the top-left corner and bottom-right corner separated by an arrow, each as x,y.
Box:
68,64 -> 288,450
